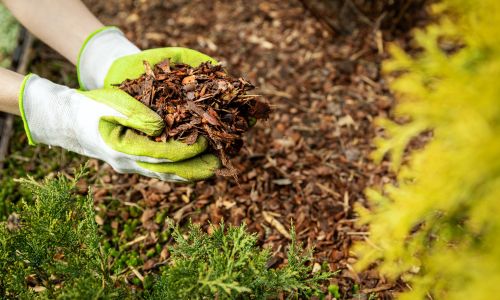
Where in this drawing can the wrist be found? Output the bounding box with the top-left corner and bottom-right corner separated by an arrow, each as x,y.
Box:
77,27 -> 140,90
0,68 -> 24,116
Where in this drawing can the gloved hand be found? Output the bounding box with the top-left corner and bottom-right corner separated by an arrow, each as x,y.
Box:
77,26 -> 216,89
18,74 -> 220,182
76,26 -> 221,181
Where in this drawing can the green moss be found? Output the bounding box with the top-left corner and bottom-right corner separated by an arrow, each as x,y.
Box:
0,4 -> 19,67
0,119 -> 84,221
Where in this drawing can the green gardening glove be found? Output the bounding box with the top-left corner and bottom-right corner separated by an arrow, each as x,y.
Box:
77,27 -> 217,90
77,27 -> 220,181
19,74 -> 219,182
105,47 -> 217,88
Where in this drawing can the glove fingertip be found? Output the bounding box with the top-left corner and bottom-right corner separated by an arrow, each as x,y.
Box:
136,153 -> 221,182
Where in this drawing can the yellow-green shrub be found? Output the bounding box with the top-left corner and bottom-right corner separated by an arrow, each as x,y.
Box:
355,0 -> 500,299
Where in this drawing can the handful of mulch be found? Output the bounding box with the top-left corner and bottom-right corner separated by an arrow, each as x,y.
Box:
117,59 -> 270,178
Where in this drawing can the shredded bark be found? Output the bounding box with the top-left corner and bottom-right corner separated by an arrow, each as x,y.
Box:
117,60 -> 271,178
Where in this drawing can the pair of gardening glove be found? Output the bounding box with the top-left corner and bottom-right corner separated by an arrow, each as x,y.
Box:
19,27 -> 220,182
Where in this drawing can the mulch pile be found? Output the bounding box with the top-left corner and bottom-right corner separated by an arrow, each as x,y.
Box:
118,59 -> 270,177
67,0 -> 428,297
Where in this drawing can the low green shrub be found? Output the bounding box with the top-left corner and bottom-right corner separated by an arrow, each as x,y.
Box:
0,167 -> 126,299
150,221 -> 331,300
0,168 -> 331,299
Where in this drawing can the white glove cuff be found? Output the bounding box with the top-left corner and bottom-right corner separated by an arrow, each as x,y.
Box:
77,27 -> 140,90
19,74 -> 125,155
20,74 -> 79,147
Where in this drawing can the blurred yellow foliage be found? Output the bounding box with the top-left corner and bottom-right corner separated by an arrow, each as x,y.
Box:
354,0 -> 500,299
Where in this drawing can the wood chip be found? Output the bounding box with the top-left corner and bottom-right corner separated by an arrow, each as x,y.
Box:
262,211 -> 291,239
118,59 -> 270,179
130,266 -> 144,282
124,234 -> 148,247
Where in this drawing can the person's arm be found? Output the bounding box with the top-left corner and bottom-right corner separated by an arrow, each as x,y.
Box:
0,68 -> 23,115
0,68 -> 219,181
0,0 -> 221,181
1,0 -> 103,65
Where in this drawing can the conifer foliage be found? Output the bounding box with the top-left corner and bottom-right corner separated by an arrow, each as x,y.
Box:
355,0 -> 500,299
150,222 -> 331,299
0,167 -> 125,298
0,168 -> 331,299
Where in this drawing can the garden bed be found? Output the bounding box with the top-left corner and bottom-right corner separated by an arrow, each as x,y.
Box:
1,0 -> 429,297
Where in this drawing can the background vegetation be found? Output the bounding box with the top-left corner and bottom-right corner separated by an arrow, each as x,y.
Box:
355,0 -> 500,299
0,4 -> 19,67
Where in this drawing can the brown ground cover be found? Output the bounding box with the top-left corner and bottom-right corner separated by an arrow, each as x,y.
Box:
118,59 -> 270,177
27,0 -> 428,297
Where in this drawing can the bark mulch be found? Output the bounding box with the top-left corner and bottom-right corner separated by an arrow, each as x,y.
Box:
73,0 -> 428,297
117,59 -> 270,178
